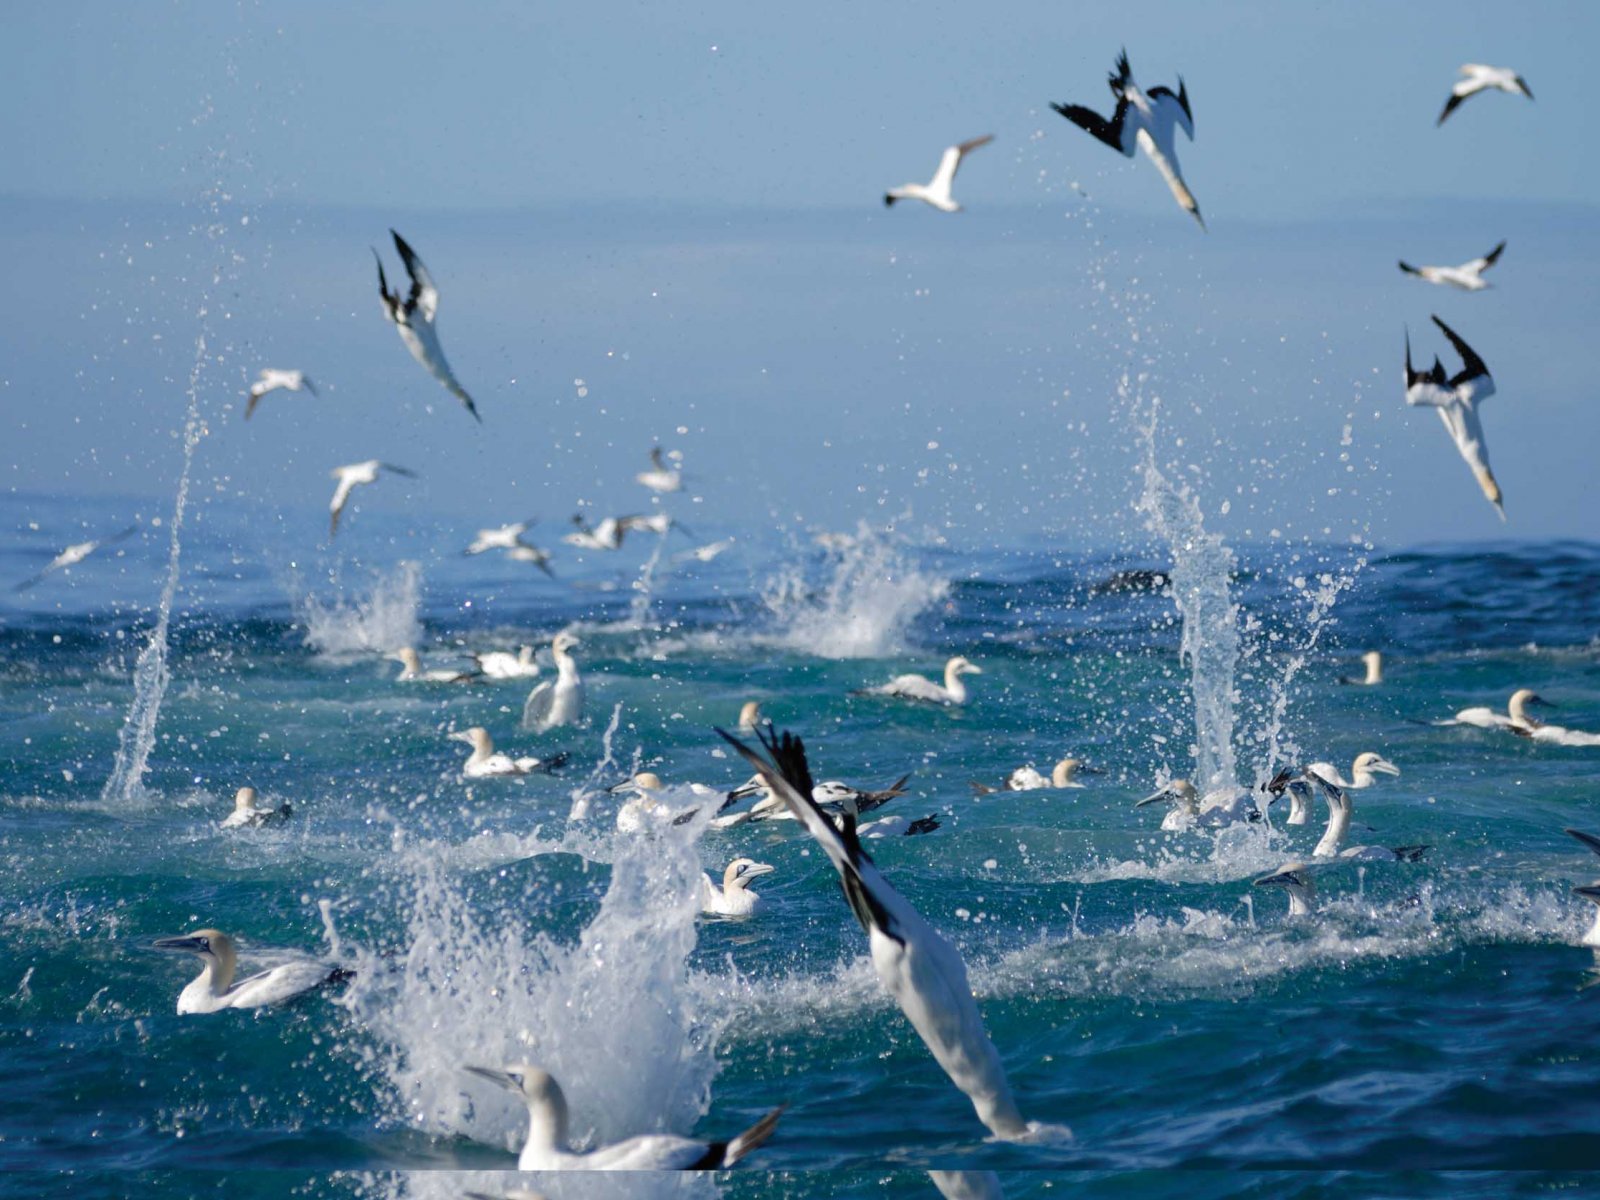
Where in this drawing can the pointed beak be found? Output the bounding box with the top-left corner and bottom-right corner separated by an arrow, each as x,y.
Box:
966,664 -> 983,674
153,935 -> 206,953
448,730 -> 474,744
1371,759 -> 1401,777
742,862 -> 777,878
726,778 -> 764,801
464,1065 -> 518,1092
1253,870 -> 1296,889
1529,695 -> 1557,709
606,777 -> 637,794
1135,789 -> 1170,808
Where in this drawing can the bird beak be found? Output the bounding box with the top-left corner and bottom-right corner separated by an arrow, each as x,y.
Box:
464,1065 -> 518,1092
1253,869 -> 1296,889
1575,885 -> 1600,905
448,730 -> 474,744
153,935 -> 207,953
742,862 -> 777,878
965,664 -> 984,675
605,777 -> 636,794
1135,789 -> 1170,808
726,778 -> 764,801
1371,759 -> 1401,777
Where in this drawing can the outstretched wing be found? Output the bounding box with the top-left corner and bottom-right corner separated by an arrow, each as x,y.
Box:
390,230 -> 439,322
1051,97 -> 1134,155
521,680 -> 555,730
1437,91 -> 1468,126
1470,240 -> 1507,272
932,134 -> 994,191
1148,79 -> 1194,140
1432,315 -> 1490,385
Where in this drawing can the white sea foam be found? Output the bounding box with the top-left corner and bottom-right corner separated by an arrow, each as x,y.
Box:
299,561 -> 423,658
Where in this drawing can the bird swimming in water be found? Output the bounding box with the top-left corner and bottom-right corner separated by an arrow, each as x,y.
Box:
471,646 -> 541,680
390,646 -> 478,684
374,229 -> 481,422
635,446 -> 683,493
701,858 -> 776,916
738,700 -> 765,732
1265,753 -> 1399,825
1337,650 -> 1384,686
450,727 -> 567,778
972,758 -> 1096,794
244,368 -> 318,419
152,928 -> 348,1014
219,786 -> 291,829
883,134 -> 994,212
1253,862 -> 1318,918
1310,779 -> 1429,862
859,656 -> 983,706
521,633 -> 584,733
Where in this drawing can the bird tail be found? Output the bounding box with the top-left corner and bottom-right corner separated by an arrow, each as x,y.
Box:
716,1104 -> 786,1167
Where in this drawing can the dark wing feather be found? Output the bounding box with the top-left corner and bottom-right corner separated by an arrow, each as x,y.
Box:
1431,315 -> 1490,385
1437,92 -> 1466,125
390,229 -> 435,311
1051,97 -> 1131,153
1483,240 -> 1506,267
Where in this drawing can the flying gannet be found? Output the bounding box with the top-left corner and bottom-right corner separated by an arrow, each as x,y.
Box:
860,656 -> 982,706
463,1064 -> 784,1170
328,460 -> 417,538
1311,779 -> 1429,862
1405,315 -> 1503,519
1253,862 -> 1318,918
1338,651 -> 1385,686
635,446 -> 683,493
972,758 -> 1095,795
1265,753 -> 1399,825
1399,242 -> 1506,291
466,521 -> 538,556
152,928 -> 348,1014
563,513 -> 682,552
374,229 -> 481,422
472,646 -> 541,680
219,786 -> 291,829
12,525 -> 138,593
674,538 -> 735,565
451,727 -> 567,778
244,368 -> 318,420
521,633 -> 584,733
1566,829 -> 1600,947
701,858 -> 776,916
718,726 -> 1044,1142
1052,50 -> 1203,228
1437,64 -> 1533,126
883,135 -> 994,213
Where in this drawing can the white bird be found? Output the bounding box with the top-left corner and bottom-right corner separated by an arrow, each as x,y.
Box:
12,525 -> 137,593
1253,862 -> 1318,918
563,513 -> 683,551
1311,779 -> 1429,862
1438,64 -> 1533,126
152,928 -> 346,1015
472,646 -> 541,680
451,727 -> 566,778
1508,699 -> 1600,747
883,135 -> 994,212
466,522 -> 537,556
674,538 -> 734,565
521,633 -> 584,732
857,812 -> 942,839
504,543 -> 557,577
244,368 -> 318,420
1053,51 -> 1203,228
1135,779 -> 1201,831
1265,753 -> 1399,825
1399,242 -> 1506,291
1338,650 -> 1385,686
328,460 -> 417,538
1405,315 -> 1503,519
1566,828 -> 1600,948
738,700 -> 765,732
1444,687 -> 1552,730
716,773 -> 911,827
972,758 -> 1094,794
860,656 -> 983,706
390,646 -> 478,684
464,1064 -> 782,1170
219,786 -> 291,830
374,229 -> 480,422
635,446 -> 683,493
1137,780 -> 1258,830
701,858 -> 776,916
720,727 -> 1040,1142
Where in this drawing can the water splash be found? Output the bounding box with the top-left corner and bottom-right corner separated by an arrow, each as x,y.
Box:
627,529 -> 670,630
299,562 -> 423,658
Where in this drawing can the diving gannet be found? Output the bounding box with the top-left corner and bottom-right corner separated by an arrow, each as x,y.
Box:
521,633 -> 584,732
1052,50 -> 1203,228
1399,242 -> 1506,291
391,647 -> 478,684
1405,315 -> 1503,519
463,1064 -> 783,1170
1266,753 -> 1399,825
219,786 -> 291,829
1338,650 -> 1384,686
374,229 -> 481,422
883,134 -> 994,213
738,700 -> 765,732
972,758 -> 1095,795
1437,64 -> 1533,126
466,521 -> 537,556
12,524 -> 138,593
1253,862 -> 1318,918
1566,829 -> 1600,947
329,460 -> 417,538
1445,688 -> 1552,730
152,928 -> 347,1014
701,858 -> 776,916
451,727 -> 567,778
1311,780 -> 1429,862
472,646 -> 541,680
860,656 -> 982,706
718,726 -> 1041,1142
244,368 -> 318,420
635,446 -> 683,493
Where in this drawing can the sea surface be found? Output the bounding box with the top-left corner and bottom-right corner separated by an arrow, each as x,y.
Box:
4,491 -> 1600,1198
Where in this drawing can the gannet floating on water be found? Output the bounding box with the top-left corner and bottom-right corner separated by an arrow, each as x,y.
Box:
1266,753 -> 1399,825
374,229 -> 480,422
883,134 -> 994,212
1136,780 -> 1258,830
1399,242 -> 1506,291
522,633 -> 583,732
972,758 -> 1095,795
244,368 -> 318,420
463,1064 -> 783,1170
859,656 -> 982,706
719,726 -> 1046,1142
219,786 -> 291,830
1566,829 -> 1600,947
391,646 -> 478,684
1405,315 -> 1503,519
1438,64 -> 1533,126
701,858 -> 775,916
329,460 -> 417,538
609,771 -> 737,831
857,812 -> 942,839
1254,862 -> 1318,918
635,446 -> 683,493
1052,50 -> 1203,228
1311,780 -> 1429,862
152,929 -> 347,1014
1338,651 -> 1384,686
1444,687 -> 1550,730
472,646 -> 541,680
451,727 -> 567,778
12,525 -> 138,593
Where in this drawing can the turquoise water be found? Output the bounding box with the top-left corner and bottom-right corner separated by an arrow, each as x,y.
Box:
4,495 -> 1600,1197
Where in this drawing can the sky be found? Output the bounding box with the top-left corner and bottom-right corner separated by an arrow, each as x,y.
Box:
2,1 -> 1597,557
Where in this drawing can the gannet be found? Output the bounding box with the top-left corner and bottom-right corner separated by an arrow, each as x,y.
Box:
738,700 -> 765,732
522,633 -> 584,732
635,446 -> 683,493
1512,705 -> 1600,747
244,368 -> 318,420
716,772 -> 912,826
12,524 -> 137,593
674,538 -> 735,564
451,727 -> 566,778
1566,829 -> 1600,947
701,858 -> 775,916
1265,753 -> 1399,825
857,812 -> 942,839
1405,315 -> 1503,519
609,772 -> 735,831
1445,688 -> 1552,729
883,134 -> 994,213
929,1172 -> 1005,1200
1052,50 -> 1203,228
1311,780 -> 1429,862
463,1064 -> 783,1170
466,521 -> 537,556
391,647 -> 478,684
374,229 -> 480,422
1136,780 -> 1200,831
506,543 -> 557,577
1437,64 -> 1533,126
219,786 -> 291,829
1253,862 -> 1318,918
718,726 -> 1041,1142
1399,242 -> 1506,291
972,758 -> 1094,795
472,646 -> 541,680
1338,651 -> 1384,686
563,513 -> 682,551
152,929 -> 347,1014
860,656 -> 982,706
1137,780 -> 1258,829
328,460 -> 417,538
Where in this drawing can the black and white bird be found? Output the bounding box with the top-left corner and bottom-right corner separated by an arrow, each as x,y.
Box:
152,928 -> 348,1014
1052,51 -> 1202,228
1437,64 -> 1533,126
883,135 -> 994,212
12,525 -> 137,593
1404,315 -> 1503,519
328,460 -> 417,537
718,726 -> 1042,1142
244,368 -> 318,420
374,229 -> 481,422
1399,241 -> 1506,291
635,446 -> 684,493
563,512 -> 680,551
219,786 -> 291,830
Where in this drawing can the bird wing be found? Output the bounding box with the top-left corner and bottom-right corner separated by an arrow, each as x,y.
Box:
521,680 -> 555,730
1147,80 -> 1194,140
379,462 -> 419,479
1471,240 -> 1507,271
1432,315 -> 1491,385
1051,97 -> 1134,155
1437,90 -> 1470,125
933,135 -> 993,192
390,230 -> 439,322
329,472 -> 358,537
